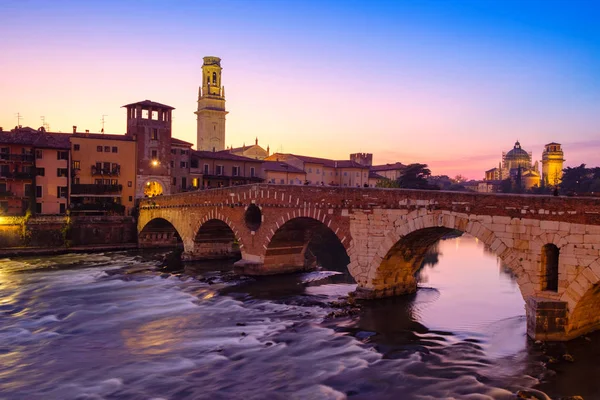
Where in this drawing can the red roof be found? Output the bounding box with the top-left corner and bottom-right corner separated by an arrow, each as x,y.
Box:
122,100 -> 175,110
275,153 -> 367,169
0,127 -> 71,149
371,162 -> 405,172
193,150 -> 264,163
72,132 -> 134,142
171,137 -> 193,147
262,161 -> 305,173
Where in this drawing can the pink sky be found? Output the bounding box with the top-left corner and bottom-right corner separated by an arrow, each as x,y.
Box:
1,1 -> 599,179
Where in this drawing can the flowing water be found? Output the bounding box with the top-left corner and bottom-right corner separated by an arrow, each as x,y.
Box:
0,235 -> 599,400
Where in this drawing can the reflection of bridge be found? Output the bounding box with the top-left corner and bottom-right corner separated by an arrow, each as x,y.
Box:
138,184 -> 600,341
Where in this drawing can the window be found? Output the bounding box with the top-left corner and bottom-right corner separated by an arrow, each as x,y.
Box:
104,146 -> 110,152
203,164 -> 209,174
35,186 -> 42,198
151,111 -> 158,120
151,129 -> 158,140
74,144 -> 80,151
35,149 -> 43,159
112,147 -> 118,153
0,147 -> 8,160
95,179 -> 103,185
173,177 -> 177,185
24,184 -> 32,196
103,162 -> 110,172
128,196 -> 133,202
170,161 -> 174,168
142,110 -> 149,119
97,146 -> 103,152
171,149 -> 176,155
182,177 -> 187,188
0,165 -> 8,177
216,165 -> 224,175
232,166 -> 240,176
180,149 -> 186,155
35,203 -> 42,214
316,169 -> 320,174
37,167 -> 45,176
57,168 -> 68,178
74,177 -> 80,184
151,150 -> 158,160
128,181 -> 132,187
308,168 -> 312,173
57,151 -> 68,160
0,183 -> 6,193
344,172 -> 348,176
59,203 -> 66,214
57,186 -> 67,198
250,167 -> 255,177
280,179 -> 285,184
72,161 -> 80,170
110,179 -> 118,185
180,161 -> 187,168
212,71 -> 217,84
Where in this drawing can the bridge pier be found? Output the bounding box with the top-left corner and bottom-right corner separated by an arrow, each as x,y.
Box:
526,297 -> 570,341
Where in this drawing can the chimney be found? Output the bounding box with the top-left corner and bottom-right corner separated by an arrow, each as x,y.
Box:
73,125 -> 77,133
85,129 -> 89,133
0,127 -> 3,132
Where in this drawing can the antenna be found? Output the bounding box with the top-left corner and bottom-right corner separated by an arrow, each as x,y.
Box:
101,115 -> 108,133
15,112 -> 23,127
40,116 -> 49,131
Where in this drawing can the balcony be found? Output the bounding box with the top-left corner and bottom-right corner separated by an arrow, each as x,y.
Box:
91,165 -> 121,176
0,172 -> 34,179
0,190 -> 14,198
71,184 -> 123,196
0,154 -> 34,162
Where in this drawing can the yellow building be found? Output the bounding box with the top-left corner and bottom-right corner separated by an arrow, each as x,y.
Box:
229,138 -> 270,160
542,142 -> 565,187
70,131 -> 137,215
33,133 -> 71,214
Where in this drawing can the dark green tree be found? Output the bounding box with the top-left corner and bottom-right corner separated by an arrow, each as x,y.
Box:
398,163 -> 438,189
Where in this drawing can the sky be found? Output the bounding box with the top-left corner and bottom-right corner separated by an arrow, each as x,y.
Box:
1,0 -> 599,179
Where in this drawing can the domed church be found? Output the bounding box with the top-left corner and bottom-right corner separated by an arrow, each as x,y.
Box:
485,141 -> 541,190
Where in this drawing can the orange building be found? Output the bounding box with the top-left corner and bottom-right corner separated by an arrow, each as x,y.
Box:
70,130 -> 136,215
0,127 -> 70,215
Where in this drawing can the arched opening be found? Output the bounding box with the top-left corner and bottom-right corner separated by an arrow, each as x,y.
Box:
541,243 -> 559,292
193,219 -> 240,260
212,71 -> 217,84
244,204 -> 262,231
264,217 -> 350,275
568,283 -> 600,337
144,181 -> 163,197
139,218 -> 182,249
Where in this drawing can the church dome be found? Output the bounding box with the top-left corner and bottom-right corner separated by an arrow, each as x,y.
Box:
504,141 -> 531,170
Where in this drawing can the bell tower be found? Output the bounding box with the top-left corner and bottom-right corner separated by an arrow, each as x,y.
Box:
542,142 -> 565,187
195,56 -> 228,151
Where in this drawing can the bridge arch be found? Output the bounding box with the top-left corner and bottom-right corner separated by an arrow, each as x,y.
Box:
262,216 -> 350,274
138,217 -> 183,249
355,210 -> 527,299
190,218 -> 244,260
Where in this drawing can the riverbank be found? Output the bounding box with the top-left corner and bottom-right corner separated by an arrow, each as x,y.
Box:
0,243 -> 139,258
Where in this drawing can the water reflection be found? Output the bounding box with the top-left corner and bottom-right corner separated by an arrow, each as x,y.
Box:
0,238 -> 598,399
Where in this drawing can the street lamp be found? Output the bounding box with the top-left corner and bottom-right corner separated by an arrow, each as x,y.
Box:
151,159 -> 159,167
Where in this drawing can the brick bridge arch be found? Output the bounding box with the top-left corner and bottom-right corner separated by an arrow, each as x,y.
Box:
138,184 -> 600,340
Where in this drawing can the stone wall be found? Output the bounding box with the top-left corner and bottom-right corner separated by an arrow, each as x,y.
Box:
0,216 -> 136,249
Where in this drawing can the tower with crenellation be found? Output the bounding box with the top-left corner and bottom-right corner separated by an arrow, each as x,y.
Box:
195,56 -> 228,152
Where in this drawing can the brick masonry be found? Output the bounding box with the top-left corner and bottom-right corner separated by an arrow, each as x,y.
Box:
138,184 -> 600,340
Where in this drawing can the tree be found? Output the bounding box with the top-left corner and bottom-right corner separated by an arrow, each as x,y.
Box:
398,163 -> 438,190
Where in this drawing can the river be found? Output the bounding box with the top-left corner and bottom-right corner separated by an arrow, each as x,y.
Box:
0,235 -> 598,399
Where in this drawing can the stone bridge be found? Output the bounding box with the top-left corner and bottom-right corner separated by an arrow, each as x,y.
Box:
138,184 -> 600,341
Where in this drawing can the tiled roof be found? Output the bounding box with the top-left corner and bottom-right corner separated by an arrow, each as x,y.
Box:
0,127 -> 71,149
368,171 -> 386,179
262,161 -> 305,173
274,153 -> 367,169
193,150 -> 264,162
122,99 -> 175,110
171,137 -> 194,147
371,162 -> 405,172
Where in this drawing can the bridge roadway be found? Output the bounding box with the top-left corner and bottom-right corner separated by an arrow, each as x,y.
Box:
138,184 -> 600,341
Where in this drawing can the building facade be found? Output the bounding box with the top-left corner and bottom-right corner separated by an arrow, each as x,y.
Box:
124,100 -> 174,198
195,56 -> 227,152
170,138 -> 193,192
484,141 -> 541,190
70,131 -> 136,215
190,150 -> 263,189
229,138 -> 270,160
